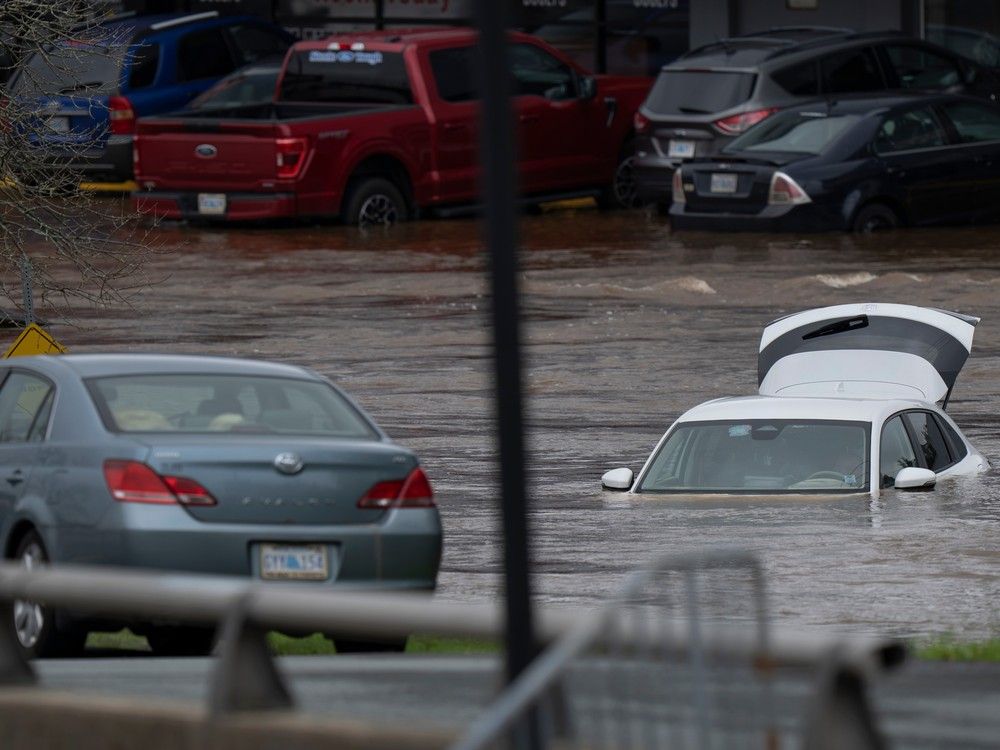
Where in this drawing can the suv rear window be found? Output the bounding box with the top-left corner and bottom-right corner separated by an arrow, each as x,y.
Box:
645,70 -> 755,115
280,49 -> 412,104
11,46 -> 120,96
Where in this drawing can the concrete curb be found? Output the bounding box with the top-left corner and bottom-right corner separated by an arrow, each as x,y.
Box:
0,689 -> 454,750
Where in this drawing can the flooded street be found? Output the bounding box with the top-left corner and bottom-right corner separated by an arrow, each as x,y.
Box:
67,207 -> 1000,640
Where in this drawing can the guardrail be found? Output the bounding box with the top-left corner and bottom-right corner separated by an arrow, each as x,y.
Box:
0,552 -> 904,748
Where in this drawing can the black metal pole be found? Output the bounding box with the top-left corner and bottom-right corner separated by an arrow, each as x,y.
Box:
596,0 -> 607,74
473,0 -> 539,700
374,0 -> 385,31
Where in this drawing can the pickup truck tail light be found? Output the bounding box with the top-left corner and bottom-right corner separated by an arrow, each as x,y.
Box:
712,107 -> 777,135
108,96 -> 136,136
768,172 -> 811,206
633,111 -> 650,135
358,467 -> 436,509
276,137 -> 308,178
104,460 -> 217,506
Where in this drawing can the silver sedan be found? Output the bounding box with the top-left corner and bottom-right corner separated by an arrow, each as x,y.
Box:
0,354 -> 441,656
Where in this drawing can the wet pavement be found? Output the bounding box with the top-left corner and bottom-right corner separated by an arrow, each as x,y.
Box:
64,205 -> 1000,640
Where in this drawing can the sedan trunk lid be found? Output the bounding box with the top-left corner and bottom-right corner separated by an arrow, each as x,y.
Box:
136,435 -> 416,525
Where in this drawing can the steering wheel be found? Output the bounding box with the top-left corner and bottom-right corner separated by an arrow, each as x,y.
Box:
803,471 -> 848,482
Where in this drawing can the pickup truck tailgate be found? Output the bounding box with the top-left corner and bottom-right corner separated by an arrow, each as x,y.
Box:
136,121 -> 282,189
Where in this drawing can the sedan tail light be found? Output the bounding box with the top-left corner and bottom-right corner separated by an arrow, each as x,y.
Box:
671,168 -> 685,204
768,171 -> 811,206
275,137 -> 308,179
104,460 -> 217,506
712,107 -> 777,135
358,467 -> 436,509
108,96 -> 136,136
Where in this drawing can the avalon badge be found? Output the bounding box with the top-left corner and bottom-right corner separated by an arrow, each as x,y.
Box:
274,452 -> 304,475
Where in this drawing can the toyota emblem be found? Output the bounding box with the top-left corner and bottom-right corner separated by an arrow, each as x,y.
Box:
274,453 -> 304,475
195,143 -> 218,159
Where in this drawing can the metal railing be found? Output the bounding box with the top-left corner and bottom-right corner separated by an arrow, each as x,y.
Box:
0,552 -> 903,746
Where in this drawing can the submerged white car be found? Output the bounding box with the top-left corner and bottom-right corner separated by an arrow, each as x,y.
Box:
603,303 -> 989,497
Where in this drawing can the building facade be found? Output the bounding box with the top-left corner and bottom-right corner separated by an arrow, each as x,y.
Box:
115,1 -> 1000,74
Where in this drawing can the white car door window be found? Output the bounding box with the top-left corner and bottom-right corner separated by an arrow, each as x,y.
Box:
880,415 -> 917,487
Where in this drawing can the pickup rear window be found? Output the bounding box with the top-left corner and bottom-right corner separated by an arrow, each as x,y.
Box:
280,49 -> 412,104
645,70 -> 755,116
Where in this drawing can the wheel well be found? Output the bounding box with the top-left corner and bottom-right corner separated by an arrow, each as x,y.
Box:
5,521 -> 36,559
345,155 -> 413,209
854,197 -> 908,226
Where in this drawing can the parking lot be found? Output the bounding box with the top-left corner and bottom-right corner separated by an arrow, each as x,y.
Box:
59,205 -> 1000,640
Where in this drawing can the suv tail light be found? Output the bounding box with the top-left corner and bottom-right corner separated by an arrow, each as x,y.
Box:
633,110 -> 650,135
108,96 -> 135,136
768,171 -> 811,206
358,467 -> 435,509
103,460 -> 217,506
671,168 -> 685,204
712,107 -> 777,135
275,137 -> 308,179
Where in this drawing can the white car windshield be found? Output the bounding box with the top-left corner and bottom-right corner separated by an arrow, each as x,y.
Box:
637,419 -> 870,493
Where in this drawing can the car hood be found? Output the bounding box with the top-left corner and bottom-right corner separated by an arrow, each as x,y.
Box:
758,303 -> 979,402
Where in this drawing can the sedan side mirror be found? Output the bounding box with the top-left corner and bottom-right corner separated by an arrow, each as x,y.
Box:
894,467 -> 936,491
578,75 -> 597,100
602,467 -> 633,491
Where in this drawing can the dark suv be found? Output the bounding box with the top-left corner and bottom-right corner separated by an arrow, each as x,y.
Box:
634,27 -> 1000,205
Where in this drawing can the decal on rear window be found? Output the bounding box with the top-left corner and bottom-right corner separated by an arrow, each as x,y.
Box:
308,50 -> 384,66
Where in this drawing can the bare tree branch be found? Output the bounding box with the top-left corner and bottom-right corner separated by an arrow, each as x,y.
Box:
0,1 -> 157,323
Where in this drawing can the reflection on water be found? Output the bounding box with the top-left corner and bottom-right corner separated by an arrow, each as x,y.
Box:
71,207 -> 1000,639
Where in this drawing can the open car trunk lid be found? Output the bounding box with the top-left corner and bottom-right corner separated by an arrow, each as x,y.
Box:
758,303 -> 979,402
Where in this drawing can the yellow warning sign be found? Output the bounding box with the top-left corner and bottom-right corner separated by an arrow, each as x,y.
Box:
3,323 -> 66,358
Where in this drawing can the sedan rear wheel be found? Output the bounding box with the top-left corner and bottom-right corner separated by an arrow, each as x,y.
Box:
852,203 -> 899,233
6,531 -> 85,658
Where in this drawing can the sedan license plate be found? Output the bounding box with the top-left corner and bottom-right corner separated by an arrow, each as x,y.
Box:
667,139 -> 696,159
260,544 -> 328,581
45,116 -> 69,134
710,172 -> 738,194
197,193 -> 226,215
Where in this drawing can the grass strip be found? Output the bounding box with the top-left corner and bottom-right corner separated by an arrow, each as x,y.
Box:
913,638 -> 1000,662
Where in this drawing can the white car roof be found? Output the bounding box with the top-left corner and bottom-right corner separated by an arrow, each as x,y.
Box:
677,395 -> 931,424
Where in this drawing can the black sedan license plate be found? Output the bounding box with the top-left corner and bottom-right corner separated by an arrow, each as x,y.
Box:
710,173 -> 738,194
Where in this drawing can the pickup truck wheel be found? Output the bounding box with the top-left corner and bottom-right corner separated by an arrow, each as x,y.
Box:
343,178 -> 408,228
598,141 -> 639,210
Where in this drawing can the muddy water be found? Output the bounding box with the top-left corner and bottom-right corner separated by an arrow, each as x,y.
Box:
68,208 -> 1000,639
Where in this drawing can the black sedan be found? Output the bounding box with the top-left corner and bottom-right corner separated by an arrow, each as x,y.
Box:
669,93 -> 1000,232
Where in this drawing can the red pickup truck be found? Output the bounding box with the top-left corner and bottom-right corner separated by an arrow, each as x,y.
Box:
132,28 -> 651,226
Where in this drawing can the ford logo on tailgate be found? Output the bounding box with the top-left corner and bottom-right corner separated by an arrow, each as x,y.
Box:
195,144 -> 218,159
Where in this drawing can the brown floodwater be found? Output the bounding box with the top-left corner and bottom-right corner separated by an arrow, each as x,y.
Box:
62,206 -> 1000,640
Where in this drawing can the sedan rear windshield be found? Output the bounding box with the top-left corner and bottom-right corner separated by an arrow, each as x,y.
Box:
10,46 -> 120,97
726,112 -> 860,155
645,70 -> 755,116
638,420 -> 870,494
279,49 -> 412,104
88,374 -> 378,438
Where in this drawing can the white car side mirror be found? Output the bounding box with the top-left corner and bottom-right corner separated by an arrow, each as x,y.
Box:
894,467 -> 936,490
602,467 -> 634,491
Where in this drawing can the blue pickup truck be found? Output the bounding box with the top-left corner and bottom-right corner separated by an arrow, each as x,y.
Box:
5,11 -> 293,184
